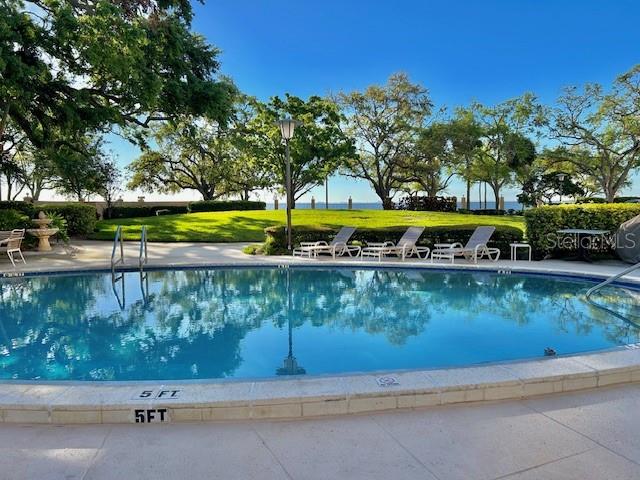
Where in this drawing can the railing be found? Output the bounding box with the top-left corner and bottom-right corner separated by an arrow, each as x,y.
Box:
585,261 -> 640,328
111,225 -> 125,280
139,225 -> 148,272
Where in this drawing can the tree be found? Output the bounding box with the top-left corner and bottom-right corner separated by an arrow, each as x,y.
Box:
447,110 -> 484,209
548,65 -> 640,201
95,160 -> 123,219
13,148 -> 57,201
469,94 -> 543,208
1,0 -> 235,157
517,169 -> 585,207
245,95 -> 355,207
339,73 -> 433,209
52,138 -> 111,201
397,123 -> 455,197
128,118 -> 236,200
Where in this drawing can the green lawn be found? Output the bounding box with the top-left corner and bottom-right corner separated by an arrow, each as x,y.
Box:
91,209 -> 525,242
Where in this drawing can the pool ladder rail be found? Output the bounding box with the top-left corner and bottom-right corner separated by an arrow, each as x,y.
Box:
110,225 -> 148,278
585,261 -> 640,328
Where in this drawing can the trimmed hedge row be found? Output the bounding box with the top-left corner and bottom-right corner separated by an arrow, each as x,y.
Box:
263,225 -> 524,256
189,200 -> 266,212
396,196 -> 457,212
0,201 -> 37,217
0,202 -> 97,236
0,209 -> 31,231
108,205 -> 188,219
524,204 -> 640,259
37,204 -> 97,236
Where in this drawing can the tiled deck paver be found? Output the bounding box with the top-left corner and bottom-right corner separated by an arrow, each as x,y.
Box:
0,384 -> 637,480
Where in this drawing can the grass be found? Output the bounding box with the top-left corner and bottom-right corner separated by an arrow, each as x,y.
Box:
91,209 -> 525,243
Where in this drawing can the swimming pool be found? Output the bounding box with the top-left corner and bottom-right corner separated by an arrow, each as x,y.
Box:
1,266 -> 638,382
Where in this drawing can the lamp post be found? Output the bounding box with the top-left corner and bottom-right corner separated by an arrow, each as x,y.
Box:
557,173 -> 566,204
277,118 -> 298,251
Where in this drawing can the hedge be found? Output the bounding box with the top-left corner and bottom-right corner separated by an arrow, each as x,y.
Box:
263,225 -> 523,256
0,209 -> 31,231
107,205 -> 188,219
189,200 -> 266,212
0,201 -> 37,217
524,204 -> 640,259
396,196 -> 457,212
37,204 -> 97,236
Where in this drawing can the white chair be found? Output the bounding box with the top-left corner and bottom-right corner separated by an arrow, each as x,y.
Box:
431,226 -> 500,264
0,229 -> 27,267
293,226 -> 361,259
360,226 -> 429,261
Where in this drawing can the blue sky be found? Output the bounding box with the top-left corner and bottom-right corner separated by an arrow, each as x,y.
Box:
106,0 -> 640,204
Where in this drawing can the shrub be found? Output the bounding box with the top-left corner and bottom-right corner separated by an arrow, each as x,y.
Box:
524,203 -> 640,259
189,200 -> 266,212
575,197 -> 606,204
44,211 -> 69,243
396,196 -> 457,212
0,201 -> 37,218
37,204 -> 97,236
263,225 -> 523,256
108,205 -> 189,219
0,209 -> 31,231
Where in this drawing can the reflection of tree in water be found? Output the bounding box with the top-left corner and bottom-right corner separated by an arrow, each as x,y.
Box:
1,268 -> 639,381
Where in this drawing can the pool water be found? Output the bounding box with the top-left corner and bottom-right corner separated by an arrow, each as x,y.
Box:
0,267 -> 638,381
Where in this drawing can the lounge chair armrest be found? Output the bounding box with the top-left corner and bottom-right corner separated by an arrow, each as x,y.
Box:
474,243 -> 489,253
434,242 -> 462,249
299,241 -> 327,247
367,241 -> 393,247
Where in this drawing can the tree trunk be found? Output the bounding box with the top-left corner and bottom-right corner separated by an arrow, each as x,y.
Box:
466,180 -> 471,210
382,197 -> 394,210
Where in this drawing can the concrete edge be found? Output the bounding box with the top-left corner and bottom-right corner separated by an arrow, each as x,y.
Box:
1,345 -> 639,424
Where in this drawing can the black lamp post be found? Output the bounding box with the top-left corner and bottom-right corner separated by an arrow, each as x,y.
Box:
277,118 -> 298,251
557,173 -> 566,204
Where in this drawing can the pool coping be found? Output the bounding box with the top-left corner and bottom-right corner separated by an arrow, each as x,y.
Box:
1,260 -> 640,424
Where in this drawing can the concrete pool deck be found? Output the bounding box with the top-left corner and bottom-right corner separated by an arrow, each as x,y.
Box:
0,241 -> 639,426
1,384 -> 639,479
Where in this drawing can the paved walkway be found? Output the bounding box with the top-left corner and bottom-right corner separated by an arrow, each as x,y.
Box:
0,384 -> 638,480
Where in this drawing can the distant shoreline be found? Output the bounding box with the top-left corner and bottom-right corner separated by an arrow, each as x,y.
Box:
267,201 -> 524,210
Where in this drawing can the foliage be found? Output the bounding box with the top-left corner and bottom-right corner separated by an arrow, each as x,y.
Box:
188,200 -> 266,212
524,204 -> 640,259
109,205 -> 189,219
0,209 -> 30,231
1,0 -> 234,153
263,225 -> 523,256
517,171 -> 585,207
547,65 -> 640,202
447,109 -> 484,209
339,73 -> 433,209
397,123 -> 456,197
396,196 -> 457,212
38,204 -> 98,236
91,209 -> 525,242
128,116 -> 239,200
467,94 -> 544,208
0,201 -> 37,217
243,95 -> 355,206
44,211 -> 69,243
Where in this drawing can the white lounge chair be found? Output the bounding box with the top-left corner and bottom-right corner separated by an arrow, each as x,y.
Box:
0,229 -> 26,267
360,226 -> 430,261
430,226 -> 500,264
292,226 -> 361,259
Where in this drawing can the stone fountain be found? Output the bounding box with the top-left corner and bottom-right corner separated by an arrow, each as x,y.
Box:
27,211 -> 60,252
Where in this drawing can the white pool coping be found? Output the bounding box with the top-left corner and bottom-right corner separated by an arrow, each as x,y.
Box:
1,257 -> 640,424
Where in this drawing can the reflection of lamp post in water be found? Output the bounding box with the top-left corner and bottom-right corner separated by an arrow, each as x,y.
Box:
277,268 -> 305,376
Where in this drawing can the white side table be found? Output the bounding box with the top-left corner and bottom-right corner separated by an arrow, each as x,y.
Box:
510,243 -> 531,261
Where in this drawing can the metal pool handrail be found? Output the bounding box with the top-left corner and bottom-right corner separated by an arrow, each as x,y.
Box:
585,261 -> 640,328
139,225 -> 148,272
111,225 -> 124,278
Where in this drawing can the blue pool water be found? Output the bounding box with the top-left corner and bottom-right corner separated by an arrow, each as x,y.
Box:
0,267 -> 638,381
